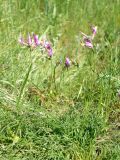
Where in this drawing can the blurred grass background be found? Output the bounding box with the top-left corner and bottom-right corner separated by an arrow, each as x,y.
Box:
0,0 -> 120,159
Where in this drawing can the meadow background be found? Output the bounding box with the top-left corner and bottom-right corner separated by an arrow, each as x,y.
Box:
0,0 -> 120,159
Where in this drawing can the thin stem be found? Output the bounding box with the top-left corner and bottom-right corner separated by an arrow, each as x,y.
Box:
16,63 -> 32,110
53,65 -> 57,92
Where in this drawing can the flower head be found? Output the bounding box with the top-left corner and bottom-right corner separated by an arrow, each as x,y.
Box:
47,48 -> 53,58
18,34 -> 24,45
44,41 -> 51,50
80,31 -> 93,49
80,25 -> 97,48
43,41 -> 53,58
91,26 -> 97,39
65,57 -> 71,67
92,26 -> 97,35
84,37 -> 93,48
27,33 -> 32,46
33,34 -> 40,46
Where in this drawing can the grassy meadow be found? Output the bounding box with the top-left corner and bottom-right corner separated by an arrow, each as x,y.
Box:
0,0 -> 120,159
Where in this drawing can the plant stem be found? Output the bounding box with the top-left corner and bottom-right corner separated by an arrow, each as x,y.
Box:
16,63 -> 32,110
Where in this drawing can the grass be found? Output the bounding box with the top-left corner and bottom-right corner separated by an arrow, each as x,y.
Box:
0,0 -> 120,159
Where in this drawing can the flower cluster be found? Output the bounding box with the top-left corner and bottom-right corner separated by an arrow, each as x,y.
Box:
18,25 -> 97,68
18,33 -> 53,58
18,33 -> 40,47
80,25 -> 97,48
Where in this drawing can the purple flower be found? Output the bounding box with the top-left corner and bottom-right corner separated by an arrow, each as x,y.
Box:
18,34 -> 24,45
91,26 -> 97,39
44,41 -> 53,58
44,41 -> 51,50
82,36 -> 93,48
27,33 -> 32,46
92,26 -> 97,35
65,57 -> 71,67
80,25 -> 97,48
33,34 -> 40,46
84,37 -> 93,48
47,48 -> 53,58
80,31 -> 93,49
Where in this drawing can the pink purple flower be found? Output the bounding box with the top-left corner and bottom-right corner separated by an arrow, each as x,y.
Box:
65,57 -> 71,67
43,41 -> 53,58
18,33 -> 54,57
91,26 -> 97,39
47,48 -> 53,58
18,34 -> 24,45
33,34 -> 40,46
84,37 -> 93,48
27,33 -> 32,46
92,26 -> 97,35
44,41 -> 51,50
80,31 -> 93,48
80,25 -> 97,48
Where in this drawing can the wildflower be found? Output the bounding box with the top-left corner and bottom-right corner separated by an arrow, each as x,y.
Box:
92,26 -> 97,35
91,26 -> 97,39
80,31 -> 93,49
47,48 -> 53,58
18,34 -> 24,45
65,57 -> 71,67
44,41 -> 51,50
84,37 -> 93,48
33,34 -> 40,46
80,25 -> 97,49
27,33 -> 32,46
44,41 -> 53,58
